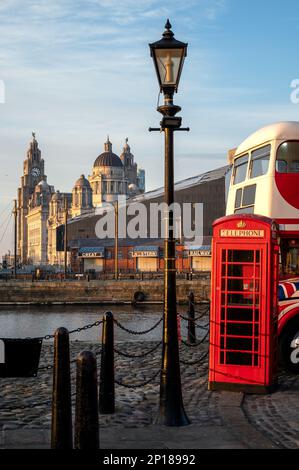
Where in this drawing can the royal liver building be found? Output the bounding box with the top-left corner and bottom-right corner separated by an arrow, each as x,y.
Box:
17,134 -> 145,266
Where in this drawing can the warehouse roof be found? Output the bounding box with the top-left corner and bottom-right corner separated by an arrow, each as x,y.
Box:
68,165 -> 230,224
130,165 -> 229,203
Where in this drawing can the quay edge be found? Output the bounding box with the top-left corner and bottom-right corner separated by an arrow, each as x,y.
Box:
0,277 -> 210,305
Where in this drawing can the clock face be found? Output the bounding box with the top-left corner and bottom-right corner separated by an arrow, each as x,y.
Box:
31,167 -> 41,177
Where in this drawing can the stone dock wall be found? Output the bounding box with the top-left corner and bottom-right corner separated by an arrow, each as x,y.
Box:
0,275 -> 210,305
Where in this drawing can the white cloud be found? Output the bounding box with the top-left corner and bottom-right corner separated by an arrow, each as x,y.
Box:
204,0 -> 227,20
0,0 -> 268,256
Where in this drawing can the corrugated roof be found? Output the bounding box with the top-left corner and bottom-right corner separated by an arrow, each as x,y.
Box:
130,165 -> 229,203
68,165 -> 229,225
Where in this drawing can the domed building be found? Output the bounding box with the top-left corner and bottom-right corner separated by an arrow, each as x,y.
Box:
72,174 -> 93,217
16,133 -> 146,267
89,137 -> 127,207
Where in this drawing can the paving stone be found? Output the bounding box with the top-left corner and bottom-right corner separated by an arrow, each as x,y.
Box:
0,340 -> 298,449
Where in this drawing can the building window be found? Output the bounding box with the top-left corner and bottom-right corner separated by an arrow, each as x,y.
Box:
234,185 -> 256,214
233,154 -> 249,185
250,144 -> 271,179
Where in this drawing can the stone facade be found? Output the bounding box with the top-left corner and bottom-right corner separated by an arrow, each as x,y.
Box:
88,137 -> 126,206
120,138 -> 144,196
88,136 -> 144,206
26,177 -> 54,264
0,276 -> 211,303
17,134 -> 146,266
71,175 -> 93,218
17,134 -> 45,263
47,191 -> 72,266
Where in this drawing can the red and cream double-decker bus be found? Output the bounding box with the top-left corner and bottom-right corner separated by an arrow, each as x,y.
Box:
226,121 -> 299,373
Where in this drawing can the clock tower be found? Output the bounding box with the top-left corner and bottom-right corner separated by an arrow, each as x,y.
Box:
17,133 -> 45,263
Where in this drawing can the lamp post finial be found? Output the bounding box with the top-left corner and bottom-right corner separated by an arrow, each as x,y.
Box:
163,19 -> 174,39
165,19 -> 171,29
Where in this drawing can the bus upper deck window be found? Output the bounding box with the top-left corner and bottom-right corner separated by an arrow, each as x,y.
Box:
250,144 -> 271,179
277,141 -> 299,173
276,160 -> 287,173
234,154 -> 248,184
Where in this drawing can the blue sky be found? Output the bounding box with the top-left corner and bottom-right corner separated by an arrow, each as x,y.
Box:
1,0 -> 299,255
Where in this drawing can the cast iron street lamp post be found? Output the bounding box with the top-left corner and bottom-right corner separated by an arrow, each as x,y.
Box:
149,20 -> 190,426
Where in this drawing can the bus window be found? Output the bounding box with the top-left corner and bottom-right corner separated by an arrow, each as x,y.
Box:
234,185 -> 256,214
250,144 -> 271,179
280,239 -> 299,276
235,189 -> 242,209
276,141 -> 299,173
233,154 -> 249,184
276,160 -> 287,173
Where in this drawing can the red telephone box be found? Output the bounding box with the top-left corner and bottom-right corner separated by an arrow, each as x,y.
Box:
209,215 -> 279,394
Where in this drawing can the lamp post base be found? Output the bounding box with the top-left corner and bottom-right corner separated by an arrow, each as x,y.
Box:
154,409 -> 191,427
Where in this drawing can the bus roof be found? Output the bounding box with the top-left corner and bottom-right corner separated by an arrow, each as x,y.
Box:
235,121 -> 299,157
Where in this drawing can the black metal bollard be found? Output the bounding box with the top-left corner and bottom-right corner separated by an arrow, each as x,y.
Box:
99,312 -> 115,414
188,293 -> 196,344
51,327 -> 73,449
75,351 -> 99,449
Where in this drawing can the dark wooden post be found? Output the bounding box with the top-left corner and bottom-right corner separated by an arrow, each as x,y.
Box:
99,312 -> 115,414
75,351 -> 99,449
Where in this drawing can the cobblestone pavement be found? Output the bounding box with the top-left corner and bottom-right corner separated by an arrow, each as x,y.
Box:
0,336 -> 215,430
0,326 -> 298,448
243,373 -> 299,449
